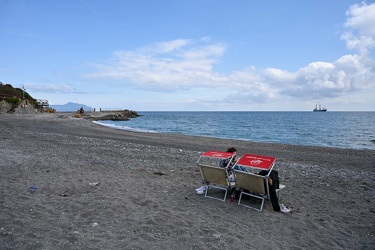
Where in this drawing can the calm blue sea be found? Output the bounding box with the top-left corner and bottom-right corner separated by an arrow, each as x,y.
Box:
95,112 -> 375,150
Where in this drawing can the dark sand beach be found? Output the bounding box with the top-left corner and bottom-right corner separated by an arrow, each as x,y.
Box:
0,113 -> 374,249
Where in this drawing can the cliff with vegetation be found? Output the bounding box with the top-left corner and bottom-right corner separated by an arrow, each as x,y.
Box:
0,82 -> 37,114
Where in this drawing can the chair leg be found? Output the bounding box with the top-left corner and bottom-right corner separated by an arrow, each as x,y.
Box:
204,185 -> 227,202
237,191 -> 265,211
276,189 -> 280,201
276,188 -> 283,201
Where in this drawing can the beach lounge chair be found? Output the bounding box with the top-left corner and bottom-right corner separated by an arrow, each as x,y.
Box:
233,170 -> 269,211
196,150 -> 235,201
232,153 -> 285,210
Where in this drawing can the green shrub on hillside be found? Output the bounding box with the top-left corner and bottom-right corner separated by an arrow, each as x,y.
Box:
1,82 -> 36,109
5,97 -> 20,106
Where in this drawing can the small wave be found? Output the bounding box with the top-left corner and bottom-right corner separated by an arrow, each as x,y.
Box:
92,121 -> 158,133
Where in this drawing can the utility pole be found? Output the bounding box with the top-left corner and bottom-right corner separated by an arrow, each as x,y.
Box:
22,85 -> 26,99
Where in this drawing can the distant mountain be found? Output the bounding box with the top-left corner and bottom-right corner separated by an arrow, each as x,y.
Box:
50,102 -> 94,112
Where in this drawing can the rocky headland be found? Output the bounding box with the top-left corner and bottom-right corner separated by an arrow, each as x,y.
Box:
82,109 -> 141,121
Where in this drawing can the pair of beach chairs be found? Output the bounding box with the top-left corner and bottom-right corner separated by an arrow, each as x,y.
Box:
196,150 -> 285,211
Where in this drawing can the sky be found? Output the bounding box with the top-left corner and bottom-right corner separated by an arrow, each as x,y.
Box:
1,0 -> 374,111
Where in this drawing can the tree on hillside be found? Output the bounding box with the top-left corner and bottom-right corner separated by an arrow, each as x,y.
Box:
0,83 -> 33,99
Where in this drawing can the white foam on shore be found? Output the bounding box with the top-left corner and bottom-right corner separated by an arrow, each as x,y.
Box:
92,120 -> 158,133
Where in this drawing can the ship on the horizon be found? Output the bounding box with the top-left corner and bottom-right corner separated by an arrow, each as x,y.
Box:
313,104 -> 327,112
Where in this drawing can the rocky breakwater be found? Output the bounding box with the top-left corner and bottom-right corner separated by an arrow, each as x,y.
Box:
85,109 -> 141,121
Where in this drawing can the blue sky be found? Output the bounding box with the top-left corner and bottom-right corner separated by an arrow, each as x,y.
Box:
1,0 -> 374,111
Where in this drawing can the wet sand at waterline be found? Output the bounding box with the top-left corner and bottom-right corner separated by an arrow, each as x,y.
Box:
0,113 -> 374,249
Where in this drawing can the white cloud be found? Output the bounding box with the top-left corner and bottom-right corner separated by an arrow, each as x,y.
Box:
341,2 -> 375,55
25,83 -> 77,94
156,39 -> 191,53
344,2 -> 375,36
262,68 -> 296,82
84,39 -> 227,91
265,52 -> 375,99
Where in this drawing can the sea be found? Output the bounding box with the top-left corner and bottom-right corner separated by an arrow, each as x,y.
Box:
94,111 -> 375,150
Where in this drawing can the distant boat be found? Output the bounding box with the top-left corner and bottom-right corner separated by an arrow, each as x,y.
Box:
313,104 -> 327,112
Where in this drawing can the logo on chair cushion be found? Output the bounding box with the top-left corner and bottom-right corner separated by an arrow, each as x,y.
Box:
251,160 -> 262,165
